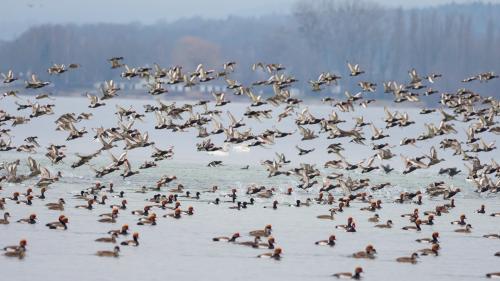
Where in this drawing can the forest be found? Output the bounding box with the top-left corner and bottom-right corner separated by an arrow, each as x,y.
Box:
0,1 -> 499,99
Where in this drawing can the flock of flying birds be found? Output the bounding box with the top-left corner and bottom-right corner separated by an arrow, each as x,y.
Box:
0,57 -> 499,279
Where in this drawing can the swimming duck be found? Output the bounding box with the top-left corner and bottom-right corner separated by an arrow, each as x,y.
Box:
315,235 -> 336,246
46,215 -> 68,230
75,199 -> 94,210
402,219 -> 422,231
421,215 -> 434,225
3,247 -> 25,259
131,206 -> 151,216
264,200 -> 278,209
17,214 -> 37,224
454,224 -> 472,233
213,232 -> 240,242
375,220 -> 393,228
450,214 -> 467,225
335,217 -> 354,229
486,272 -> 500,278
96,246 -> 120,257
396,253 -> 419,263
483,234 -> 500,239
108,224 -> 129,236
138,213 -> 157,225
416,232 -> 439,243
419,244 -> 440,256
182,206 -> 194,215
490,212 -> 500,217
477,205 -> 486,214
98,213 -> 118,223
0,212 -> 10,224
352,245 -> 377,259
95,233 -> 119,243
317,209 -> 335,220
257,236 -> 276,249
164,208 -> 182,219
3,239 -> 27,252
237,236 -> 261,248
332,267 -> 363,279
46,198 -> 65,211
18,195 -> 33,205
368,214 -> 380,223
249,225 -> 272,237
110,200 -> 127,210
100,208 -> 119,218
257,247 -> 282,260
121,232 -> 140,246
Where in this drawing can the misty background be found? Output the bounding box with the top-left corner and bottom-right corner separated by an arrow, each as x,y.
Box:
1,0 -> 500,101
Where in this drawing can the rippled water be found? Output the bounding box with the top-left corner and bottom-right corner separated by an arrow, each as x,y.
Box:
1,96 -> 499,280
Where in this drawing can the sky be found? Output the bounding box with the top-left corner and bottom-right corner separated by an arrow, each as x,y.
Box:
1,0 -> 498,40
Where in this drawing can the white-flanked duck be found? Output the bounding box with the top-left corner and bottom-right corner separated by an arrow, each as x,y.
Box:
212,232 -> 240,242
315,235 -> 336,246
332,267 -> 363,279
257,247 -> 282,260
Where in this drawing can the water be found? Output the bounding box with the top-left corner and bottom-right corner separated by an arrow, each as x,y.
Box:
1,96 -> 499,280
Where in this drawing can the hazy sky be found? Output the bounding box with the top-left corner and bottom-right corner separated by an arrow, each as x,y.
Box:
1,0 -> 498,40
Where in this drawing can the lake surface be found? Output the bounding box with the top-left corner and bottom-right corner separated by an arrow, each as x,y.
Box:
1,96 -> 499,280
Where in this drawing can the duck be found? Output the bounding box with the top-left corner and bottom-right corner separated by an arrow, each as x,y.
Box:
490,212 -> 500,217
75,199 -> 94,210
96,246 -> 120,257
375,220 -> 393,228
237,236 -> 261,248
137,213 -> 157,225
402,219 -> 422,231
3,247 -> 25,259
421,215 -> 434,225
396,253 -> 419,264
46,215 -> 68,230
317,209 -> 335,220
483,234 -> 500,239
3,239 -> 27,252
315,235 -> 336,246
213,232 -> 240,242
164,208 -> 182,219
46,198 -> 66,210
486,272 -> 500,278
110,200 -> 127,210
450,214 -> 467,225
477,205 -> 486,214
249,225 -> 272,237
416,232 -> 439,243
108,224 -> 129,236
100,208 -> 119,218
454,224 -> 472,233
98,213 -> 118,223
36,187 -> 47,199
182,206 -> 194,216
131,206 -> 151,216
263,200 -> 279,209
121,232 -> 140,246
0,212 -> 10,224
352,245 -> 377,259
419,244 -> 440,256
332,267 -> 363,279
257,247 -> 282,260
95,233 -> 119,243
17,214 -> 37,224
336,217 -> 354,230
368,214 -> 380,223
256,236 -> 276,249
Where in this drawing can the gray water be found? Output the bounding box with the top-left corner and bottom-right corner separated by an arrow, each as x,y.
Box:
1,96 -> 499,280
